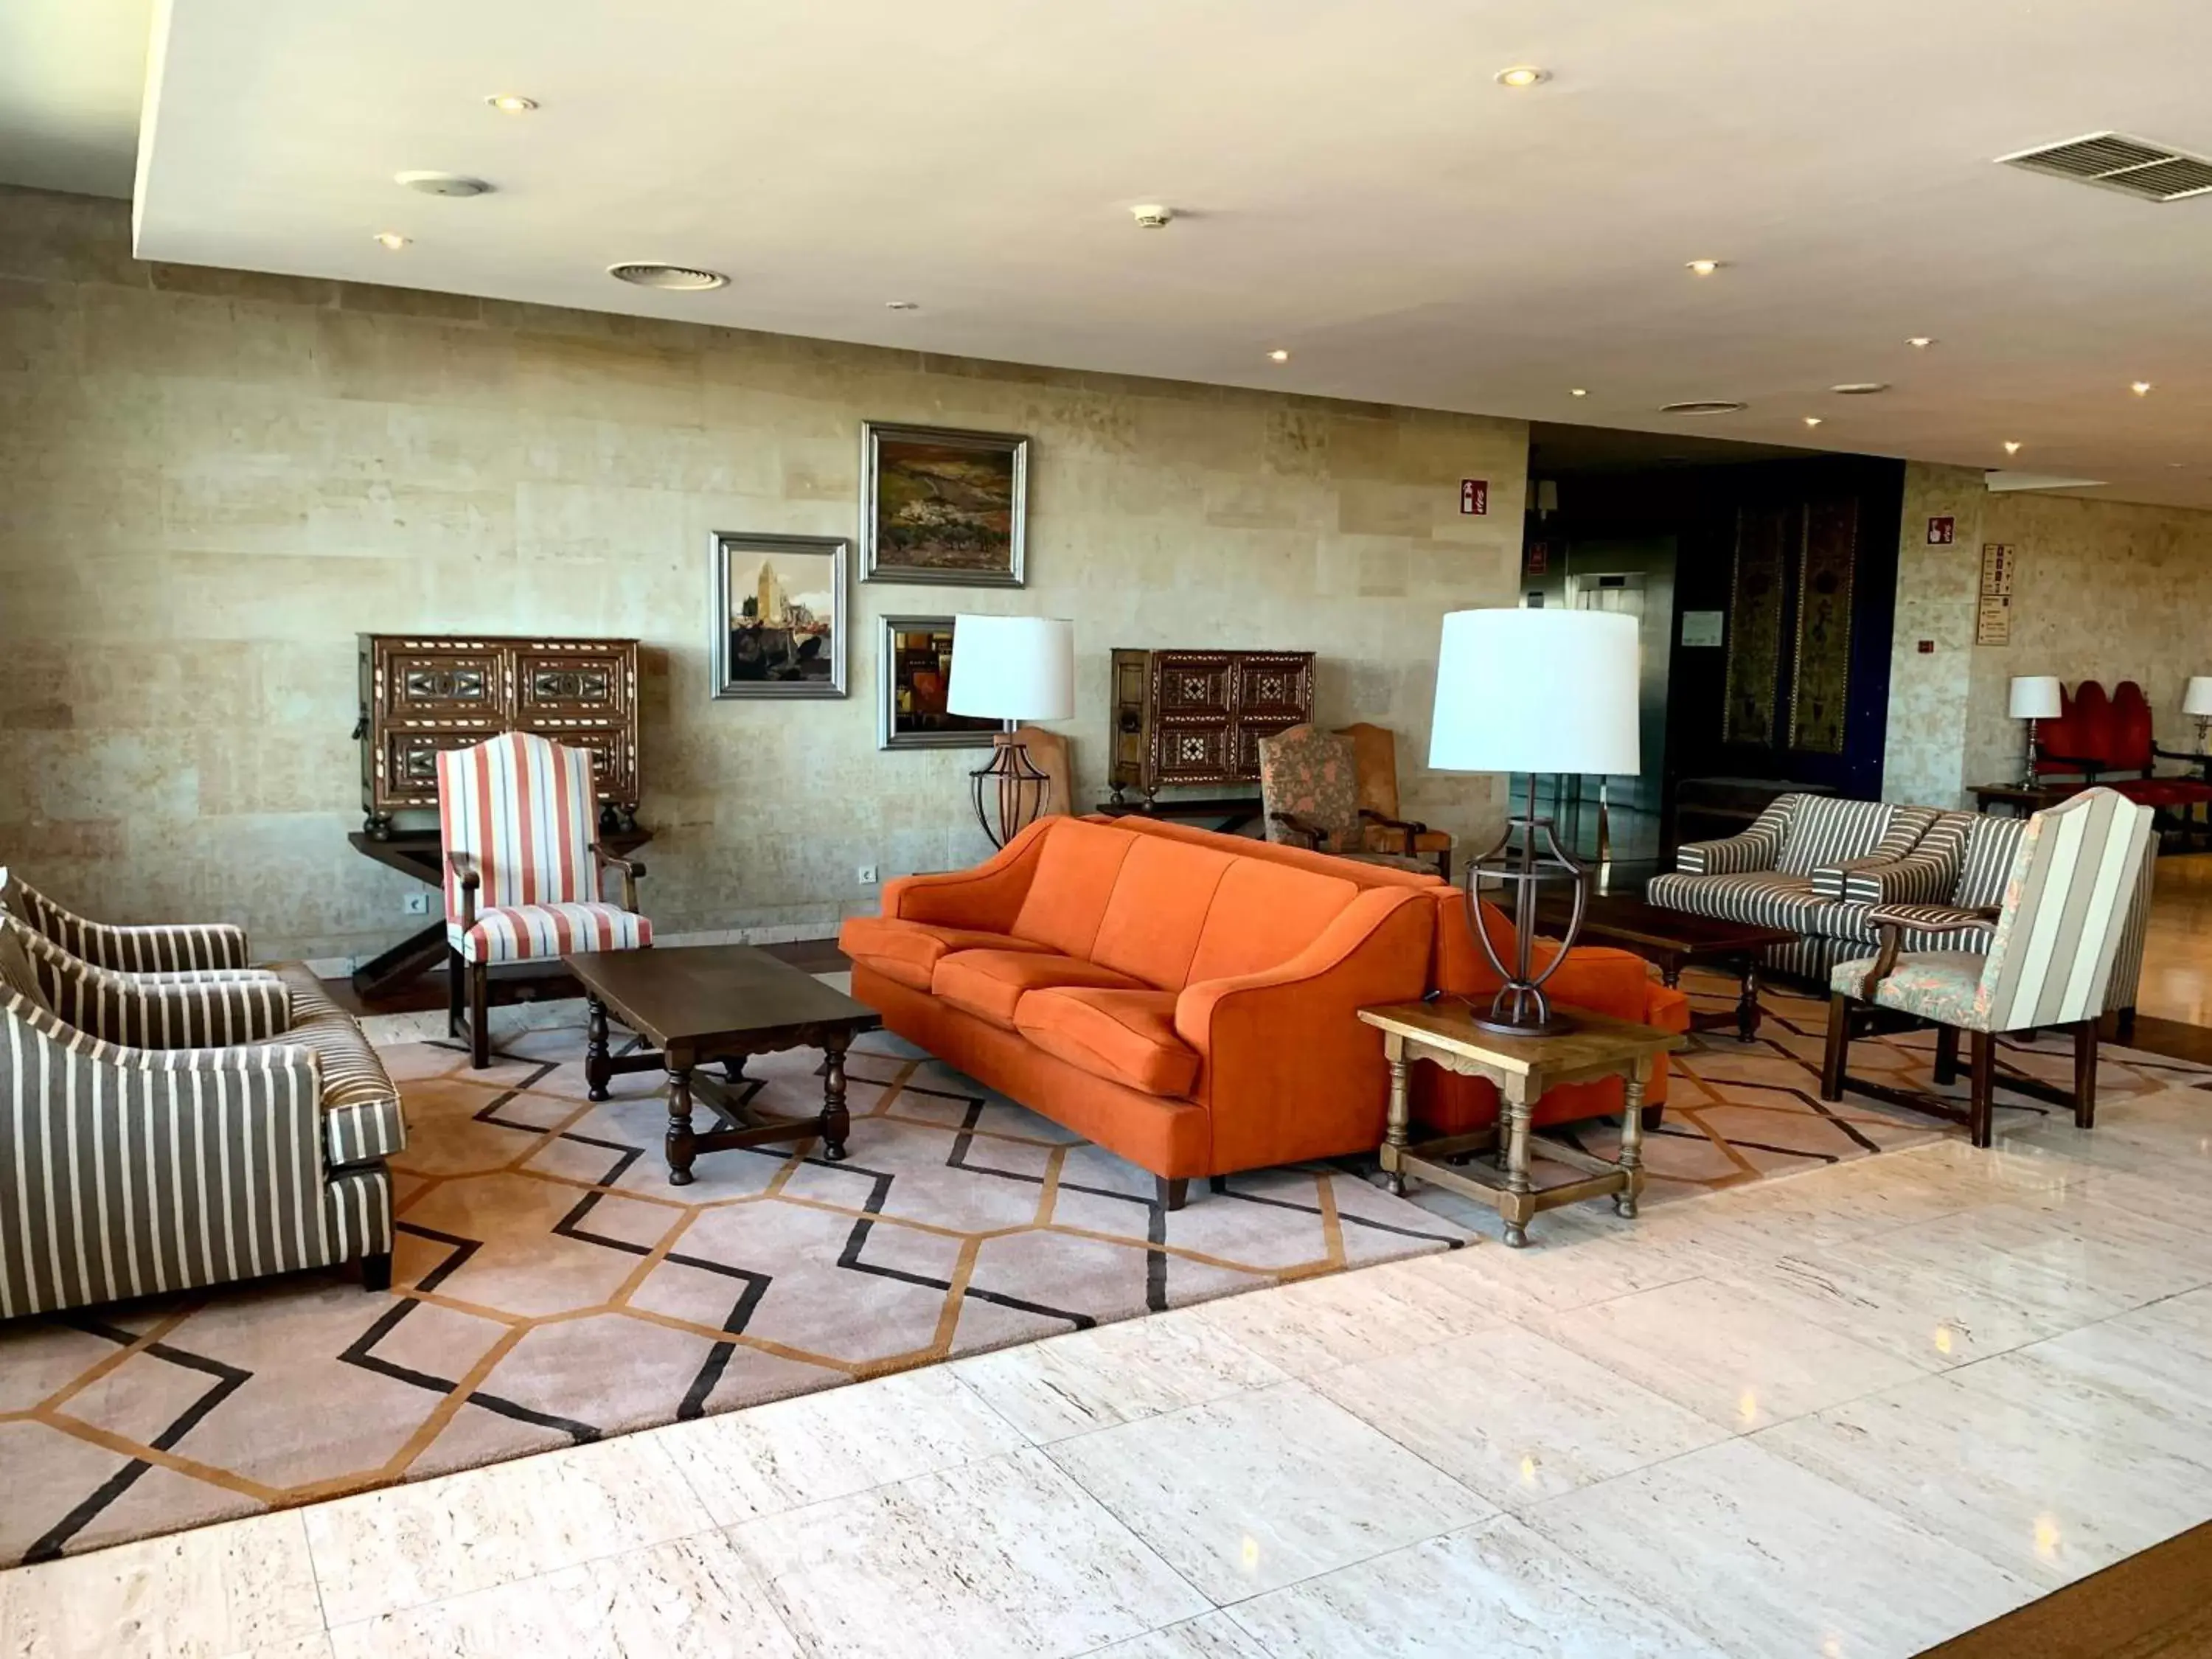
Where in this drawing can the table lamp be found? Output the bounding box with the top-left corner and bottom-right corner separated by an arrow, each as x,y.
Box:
947,615 -> 1075,846
1429,608 -> 1640,1034
2008,675 -> 2062,787
2185,677 -> 2212,753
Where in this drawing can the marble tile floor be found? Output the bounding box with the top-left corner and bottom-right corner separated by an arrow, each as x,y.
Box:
7,1089 -> 2212,1658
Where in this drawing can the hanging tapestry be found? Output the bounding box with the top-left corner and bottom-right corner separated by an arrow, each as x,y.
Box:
1788,498 -> 1859,753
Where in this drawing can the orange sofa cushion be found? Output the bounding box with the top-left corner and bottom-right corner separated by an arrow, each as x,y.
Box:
1186,858 -> 1362,984
1008,819 -> 1136,958
932,948 -> 1143,1030
839,917 -> 1052,992
1088,838 -> 1237,989
1015,987 -> 1200,1097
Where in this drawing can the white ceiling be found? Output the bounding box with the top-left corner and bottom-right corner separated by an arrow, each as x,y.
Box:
20,1 -> 2212,508
0,0 -> 150,197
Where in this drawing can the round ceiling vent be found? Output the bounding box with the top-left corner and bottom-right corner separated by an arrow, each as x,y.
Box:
1658,400 -> 1747,415
1829,382 -> 1890,395
608,262 -> 730,291
394,170 -> 493,197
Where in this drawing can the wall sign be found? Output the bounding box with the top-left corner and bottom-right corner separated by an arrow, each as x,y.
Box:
1523,540 -> 1548,575
1975,541 -> 2014,645
1680,610 -> 1725,647
1927,515 -> 1955,545
1460,479 -> 1488,515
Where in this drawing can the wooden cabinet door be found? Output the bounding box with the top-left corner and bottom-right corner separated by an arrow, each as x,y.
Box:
381,644 -> 505,723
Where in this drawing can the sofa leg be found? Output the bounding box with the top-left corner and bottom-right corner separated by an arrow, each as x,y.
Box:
1933,1026 -> 1959,1087
2073,1020 -> 2099,1129
446,947 -> 466,1039
1155,1176 -> 1189,1211
1640,1103 -> 1665,1134
361,1251 -> 393,1293
1208,1175 -> 1228,1194
1820,995 -> 1852,1102
1969,1029 -> 1995,1149
468,959 -> 490,1069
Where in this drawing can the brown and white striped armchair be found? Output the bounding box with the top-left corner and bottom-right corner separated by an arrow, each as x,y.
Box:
1821,788 -> 2156,1148
0,894 -> 404,1320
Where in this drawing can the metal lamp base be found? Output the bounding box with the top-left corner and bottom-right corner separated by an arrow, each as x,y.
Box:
970,728 -> 1052,849
1463,780 -> 1590,1035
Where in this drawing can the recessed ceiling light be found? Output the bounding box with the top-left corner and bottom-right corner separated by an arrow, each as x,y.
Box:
1906,337 -> 1935,349
2132,380 -> 2154,395
1659,400 -> 1747,415
1495,66 -> 1549,88
1570,388 -> 1588,397
485,94 -> 538,114
372,231 -> 408,250
2004,441 -> 2023,454
1685,259 -> 1724,276
395,170 -> 493,197
1830,382 -> 1889,395
1130,204 -> 1173,229
884,299 -> 918,310
1804,417 -> 1823,427
607,262 -> 728,291
1267,349 -> 1290,363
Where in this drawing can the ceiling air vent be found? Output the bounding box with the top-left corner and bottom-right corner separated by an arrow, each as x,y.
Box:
1658,400 -> 1746,415
1997,133 -> 2212,203
608,262 -> 729,291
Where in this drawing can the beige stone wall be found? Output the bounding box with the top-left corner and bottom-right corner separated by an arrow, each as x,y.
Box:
1885,467 -> 2212,807
0,186 -> 1528,962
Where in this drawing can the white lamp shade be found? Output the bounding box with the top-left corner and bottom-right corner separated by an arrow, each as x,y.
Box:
2008,675 -> 2062,720
946,616 -> 1075,722
2184,677 -> 2212,717
1428,608 -> 1640,775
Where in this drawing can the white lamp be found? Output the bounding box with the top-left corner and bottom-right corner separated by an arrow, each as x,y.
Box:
1430,608 -> 1641,1034
2008,675 -> 2062,787
947,615 -> 1075,846
2183,676 -> 2212,753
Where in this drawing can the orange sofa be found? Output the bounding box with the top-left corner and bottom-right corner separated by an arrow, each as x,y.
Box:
841,815 -> 1691,1205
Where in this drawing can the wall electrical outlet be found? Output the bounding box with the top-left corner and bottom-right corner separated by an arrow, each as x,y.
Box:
403,892 -> 431,916
856,865 -> 879,886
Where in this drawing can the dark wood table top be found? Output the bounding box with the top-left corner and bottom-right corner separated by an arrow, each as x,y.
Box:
563,942 -> 878,1049
1534,890 -> 1798,959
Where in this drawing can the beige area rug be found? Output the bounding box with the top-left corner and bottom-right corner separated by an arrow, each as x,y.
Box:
0,1023 -> 1472,1567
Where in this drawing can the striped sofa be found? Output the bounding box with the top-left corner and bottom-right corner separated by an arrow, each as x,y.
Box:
0,877 -> 403,1320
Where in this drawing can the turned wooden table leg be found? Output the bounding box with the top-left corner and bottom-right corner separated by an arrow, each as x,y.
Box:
1617,1057 -> 1651,1219
821,1034 -> 852,1162
665,1050 -> 698,1186
585,995 -> 612,1102
1736,957 -> 1762,1042
1382,1034 -> 1411,1197
1500,1079 -> 1535,1248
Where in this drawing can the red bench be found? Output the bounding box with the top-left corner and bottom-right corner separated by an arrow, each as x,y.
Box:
2035,680 -> 2212,838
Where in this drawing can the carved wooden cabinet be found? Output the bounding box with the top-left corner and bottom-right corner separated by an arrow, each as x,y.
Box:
356,634 -> 641,835
1108,648 -> 1317,801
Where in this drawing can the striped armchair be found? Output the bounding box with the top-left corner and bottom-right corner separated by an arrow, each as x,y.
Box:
1,870 -> 252,974
439,731 -> 652,1068
1647,796 -> 1938,978
1821,788 -> 2156,1147
0,912 -> 404,1318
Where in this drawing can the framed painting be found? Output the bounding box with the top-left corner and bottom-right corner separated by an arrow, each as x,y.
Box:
861,421 -> 1029,587
710,531 -> 848,699
877,615 -> 1002,750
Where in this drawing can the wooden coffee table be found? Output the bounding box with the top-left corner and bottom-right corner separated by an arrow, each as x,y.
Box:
1536,891 -> 1797,1042
563,944 -> 881,1186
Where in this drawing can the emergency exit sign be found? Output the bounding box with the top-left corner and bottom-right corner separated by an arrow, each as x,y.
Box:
1460,479 -> 1488,515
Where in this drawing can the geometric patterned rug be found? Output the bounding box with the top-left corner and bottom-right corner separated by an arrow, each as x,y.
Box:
0,1018 -> 1472,1568
4,967 -> 2204,1569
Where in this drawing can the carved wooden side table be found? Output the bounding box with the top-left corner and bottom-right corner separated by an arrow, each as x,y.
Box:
1357,1001 -> 1683,1247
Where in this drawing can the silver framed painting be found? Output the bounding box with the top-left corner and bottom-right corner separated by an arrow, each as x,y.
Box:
861,421 -> 1029,587
877,615 -> 1003,751
710,530 -> 849,699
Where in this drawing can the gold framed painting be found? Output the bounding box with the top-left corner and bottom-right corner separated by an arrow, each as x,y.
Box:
861,421 -> 1029,587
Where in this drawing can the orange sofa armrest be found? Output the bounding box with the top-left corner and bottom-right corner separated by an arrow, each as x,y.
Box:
880,818 -> 1053,931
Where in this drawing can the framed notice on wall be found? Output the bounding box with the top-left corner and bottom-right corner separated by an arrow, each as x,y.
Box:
1975,542 -> 2014,646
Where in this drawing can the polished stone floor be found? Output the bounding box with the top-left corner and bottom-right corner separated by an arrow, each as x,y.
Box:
6,1072 -> 2212,1658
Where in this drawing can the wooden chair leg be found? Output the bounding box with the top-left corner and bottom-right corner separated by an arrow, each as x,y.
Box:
2073,1020 -> 2099,1129
1968,1029 -> 1995,1148
1933,1026 -> 1959,1087
1820,994 -> 1853,1101
469,959 -> 490,1069
446,947 -> 466,1038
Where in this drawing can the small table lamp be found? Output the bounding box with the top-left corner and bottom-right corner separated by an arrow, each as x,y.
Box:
1429,608 -> 1640,1034
2184,676 -> 2212,753
947,615 -> 1075,846
2008,675 -> 2062,787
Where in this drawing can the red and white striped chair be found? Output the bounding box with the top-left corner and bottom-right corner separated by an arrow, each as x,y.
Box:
437,732 -> 650,1067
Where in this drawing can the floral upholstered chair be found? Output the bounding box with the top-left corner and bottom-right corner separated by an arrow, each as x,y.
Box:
437,731 -> 651,1067
1336,722 -> 1453,878
1820,787 -> 2155,1148
1257,726 -> 1435,874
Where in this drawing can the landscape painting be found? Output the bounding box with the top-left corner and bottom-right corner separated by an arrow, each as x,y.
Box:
862,422 -> 1029,587
710,531 -> 848,700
